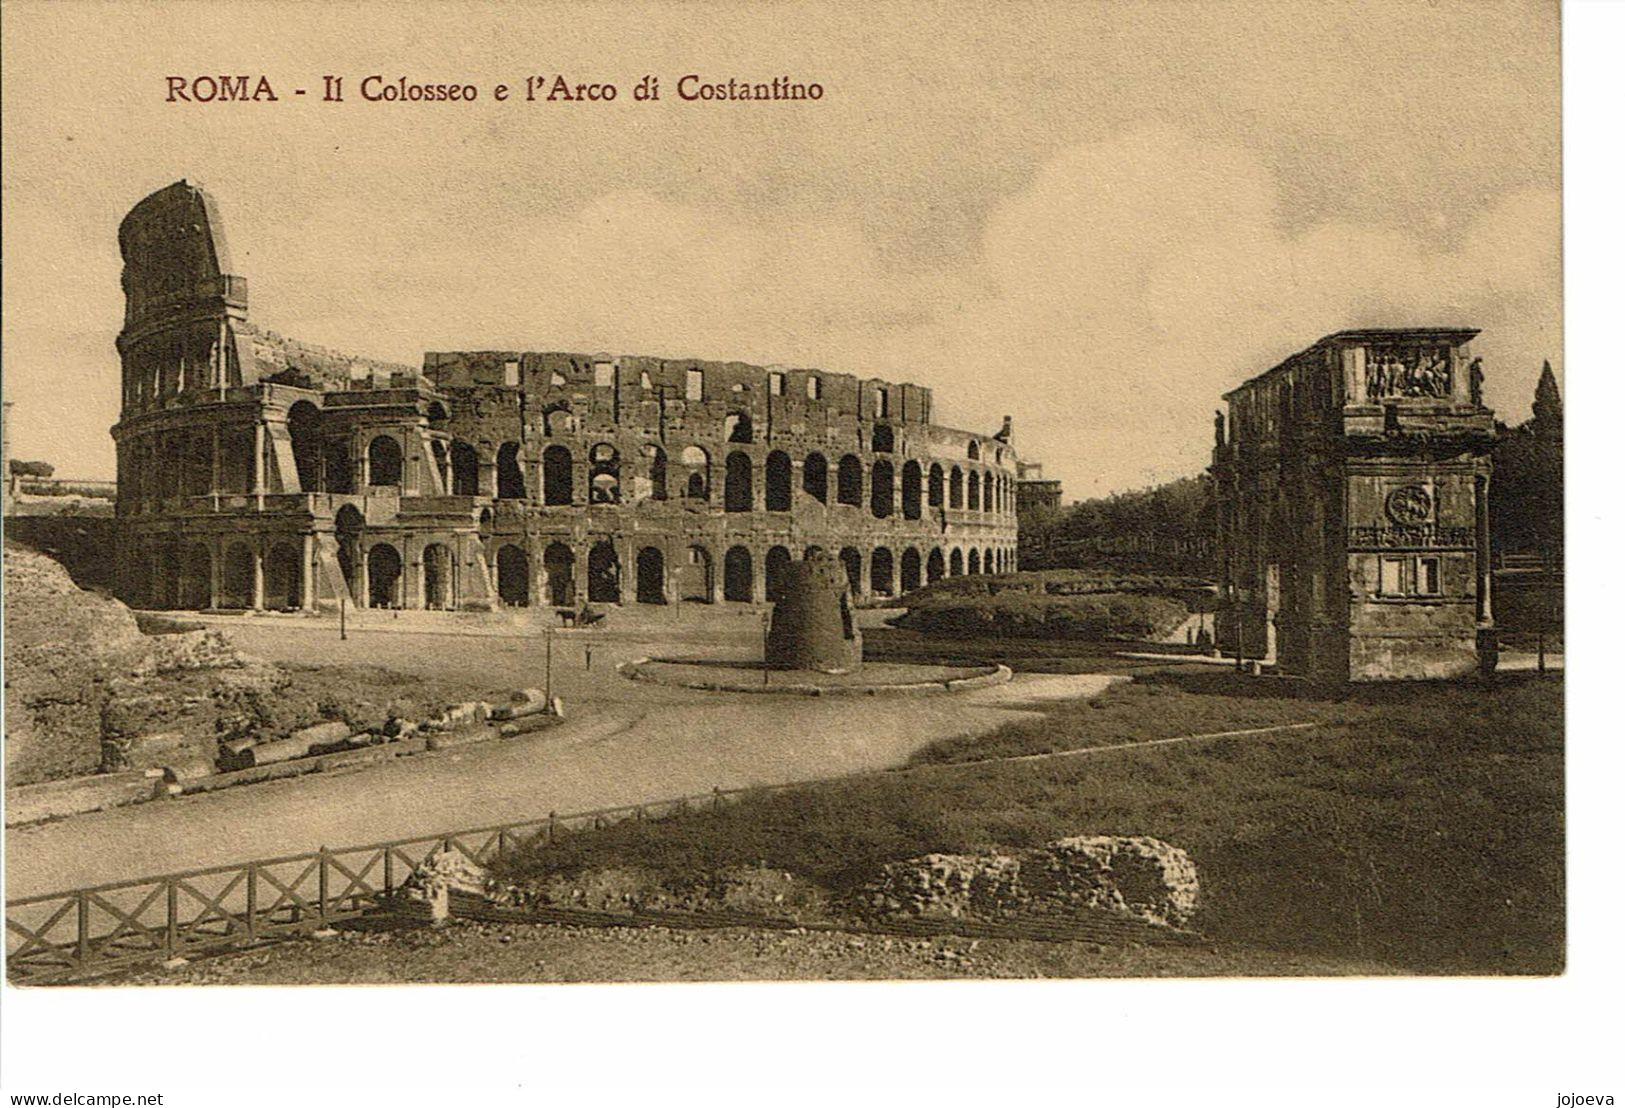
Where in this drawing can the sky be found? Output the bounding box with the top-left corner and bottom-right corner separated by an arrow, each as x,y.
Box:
2,0 -> 1561,498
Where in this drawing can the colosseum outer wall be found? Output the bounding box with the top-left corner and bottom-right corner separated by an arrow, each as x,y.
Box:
111,180 -> 1021,614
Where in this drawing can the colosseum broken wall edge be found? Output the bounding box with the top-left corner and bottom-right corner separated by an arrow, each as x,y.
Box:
111,180 -> 1021,614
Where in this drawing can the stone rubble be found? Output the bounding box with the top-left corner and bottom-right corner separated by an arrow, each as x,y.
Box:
403,833 -> 1199,934
859,835 -> 1199,928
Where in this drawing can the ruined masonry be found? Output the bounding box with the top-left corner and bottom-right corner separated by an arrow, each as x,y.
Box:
764,550 -> 863,673
112,181 -> 1020,613
1212,329 -> 1497,682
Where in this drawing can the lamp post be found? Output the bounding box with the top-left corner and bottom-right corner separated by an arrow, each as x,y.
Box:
544,626 -> 554,705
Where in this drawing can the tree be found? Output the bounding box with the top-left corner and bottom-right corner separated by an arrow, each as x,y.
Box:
1490,364 -> 1563,559
1020,474 -> 1216,575
1532,360 -> 1563,438
9,459 -> 53,478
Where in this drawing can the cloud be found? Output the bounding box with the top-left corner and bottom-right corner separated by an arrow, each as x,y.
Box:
258,187 -> 948,375
894,125 -> 1562,497
2,122 -> 1559,501
262,124 -> 1558,500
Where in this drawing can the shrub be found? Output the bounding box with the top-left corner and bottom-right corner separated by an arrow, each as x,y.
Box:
898,568 -> 1212,607
894,590 -> 1186,640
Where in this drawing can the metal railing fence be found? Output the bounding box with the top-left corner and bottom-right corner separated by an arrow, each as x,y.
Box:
6,789 -> 736,984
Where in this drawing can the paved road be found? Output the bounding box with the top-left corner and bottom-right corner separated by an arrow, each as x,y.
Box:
5,617 -> 1117,898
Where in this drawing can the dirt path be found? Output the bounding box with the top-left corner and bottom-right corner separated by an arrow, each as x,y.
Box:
6,619 -> 1118,898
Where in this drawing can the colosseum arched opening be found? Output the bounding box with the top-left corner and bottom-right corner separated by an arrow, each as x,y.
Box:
497,545 -> 530,607
803,452 -> 828,503
680,546 -> 714,603
368,543 -> 403,608
452,441 -> 481,497
837,455 -> 862,507
179,544 -> 212,610
900,547 -> 922,592
587,542 -> 620,604
725,452 -> 753,512
266,542 -> 302,610
544,543 -> 576,607
108,183 -> 1021,619
871,459 -> 894,519
221,543 -> 255,609
839,547 -> 862,594
496,442 -> 526,499
543,445 -> 572,505
636,546 -> 667,605
869,547 -> 893,597
423,542 -> 453,609
765,451 -> 792,512
722,546 -> 752,601
367,435 -> 403,489
765,546 -> 792,602
289,401 -> 321,492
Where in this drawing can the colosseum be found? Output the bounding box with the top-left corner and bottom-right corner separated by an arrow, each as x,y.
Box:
111,181 -> 1021,614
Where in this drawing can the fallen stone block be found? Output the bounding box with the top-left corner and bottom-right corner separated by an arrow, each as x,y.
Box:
498,714 -> 562,738
178,758 -> 320,794
444,701 -> 491,728
490,687 -> 550,720
425,725 -> 497,751
289,720 -> 354,748
162,756 -> 220,783
314,747 -> 397,773
245,721 -> 354,765
399,851 -> 495,925
5,772 -> 157,826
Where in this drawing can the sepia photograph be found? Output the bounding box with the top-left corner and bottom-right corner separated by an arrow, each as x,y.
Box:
0,0 -> 1606,1102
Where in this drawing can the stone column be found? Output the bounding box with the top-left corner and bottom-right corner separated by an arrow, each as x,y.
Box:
752,546 -> 768,604
211,427 -> 221,509
302,532 -> 317,611
1342,345 -> 1367,406
253,420 -> 265,510
572,543 -> 589,608
209,540 -> 223,609
251,545 -> 265,610
1451,347 -> 1473,405
405,541 -> 422,609
1476,473 -> 1493,624
529,539 -> 544,607
613,536 -> 632,603
357,544 -> 371,610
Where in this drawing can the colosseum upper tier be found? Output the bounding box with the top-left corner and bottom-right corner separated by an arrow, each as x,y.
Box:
112,181 -> 1020,613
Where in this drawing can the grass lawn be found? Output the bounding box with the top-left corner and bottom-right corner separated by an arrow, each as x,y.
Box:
494,670 -> 1564,975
